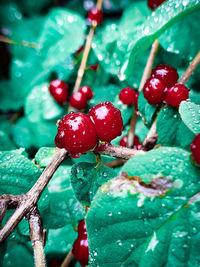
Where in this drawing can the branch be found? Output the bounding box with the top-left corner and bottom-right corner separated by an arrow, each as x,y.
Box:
0,35 -> 38,49
0,148 -> 68,245
60,248 -> 74,267
95,143 -> 145,160
29,207 -> 46,267
142,50 -> 200,149
104,159 -> 125,168
179,51 -> 200,85
127,40 -> 159,148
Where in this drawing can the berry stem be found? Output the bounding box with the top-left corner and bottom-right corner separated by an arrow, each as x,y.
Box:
71,0 -> 103,98
127,39 -> 159,147
104,158 -> 125,168
0,148 -> 68,245
0,35 -> 38,49
179,50 -> 200,85
95,143 -> 145,159
60,248 -> 74,267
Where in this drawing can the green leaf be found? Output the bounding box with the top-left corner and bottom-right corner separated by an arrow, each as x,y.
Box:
35,147 -> 59,167
138,91 -> 157,125
113,96 -> 133,125
25,83 -> 64,122
179,101 -> 200,135
159,10 -> 200,61
71,162 -> 116,206
86,147 -> 200,266
0,2 -> 22,28
156,106 -> 195,147
0,131 -> 16,151
0,151 -> 41,195
12,117 -> 57,149
39,8 -> 86,68
120,0 -> 200,80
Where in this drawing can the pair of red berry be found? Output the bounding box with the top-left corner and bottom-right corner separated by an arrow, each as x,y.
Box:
143,64 -> 189,107
72,220 -> 89,267
49,80 -> 93,110
119,87 -> 138,110
55,101 -> 123,156
119,135 -> 142,150
191,134 -> 200,165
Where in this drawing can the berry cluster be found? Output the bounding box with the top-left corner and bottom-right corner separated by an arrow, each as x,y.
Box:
147,0 -> 166,10
55,101 -> 123,156
190,134 -> 200,165
72,220 -> 89,266
49,80 -> 94,110
119,135 -> 142,150
143,64 -> 189,107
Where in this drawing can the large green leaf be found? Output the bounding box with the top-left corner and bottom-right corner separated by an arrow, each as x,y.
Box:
35,147 -> 60,167
71,162 -> 116,206
138,91 -> 157,125
179,101 -> 200,135
0,131 -> 16,151
86,147 -> 200,266
156,106 -> 195,147
120,0 -> 200,80
25,83 -> 65,122
113,95 -> 133,125
0,151 -> 41,195
39,8 -> 86,68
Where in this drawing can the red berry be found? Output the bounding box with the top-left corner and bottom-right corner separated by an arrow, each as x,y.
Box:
70,92 -> 88,110
55,112 -> 97,154
165,83 -> 189,107
119,88 -> 136,105
72,237 -> 89,267
79,86 -> 94,101
119,135 -> 140,148
151,64 -> 179,87
190,134 -> 200,164
89,101 -> 123,142
88,8 -> 103,24
49,80 -> 68,104
78,220 -> 87,237
147,0 -> 166,10
143,77 -> 165,105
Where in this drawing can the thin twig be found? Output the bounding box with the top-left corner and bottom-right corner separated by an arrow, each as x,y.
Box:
104,159 -> 125,168
0,149 -> 68,245
29,207 -> 46,267
142,50 -> 200,149
60,248 -> 74,267
127,40 -> 159,148
179,51 -> 200,85
0,35 -> 38,49
95,143 -> 145,160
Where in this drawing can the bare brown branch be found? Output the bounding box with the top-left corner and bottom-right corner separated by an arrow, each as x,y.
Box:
60,248 -> 74,267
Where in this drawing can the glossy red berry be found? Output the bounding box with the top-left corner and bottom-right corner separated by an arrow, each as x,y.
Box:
72,237 -> 89,267
49,80 -> 68,104
147,0 -> 166,10
151,64 -> 179,87
190,134 -> 200,164
88,8 -> 103,24
119,88 -> 136,105
119,135 -> 140,148
89,101 -> 123,142
78,220 -> 87,237
79,86 -> 94,101
165,83 -> 189,107
55,112 -> 97,154
70,92 -> 88,110
143,77 -> 165,105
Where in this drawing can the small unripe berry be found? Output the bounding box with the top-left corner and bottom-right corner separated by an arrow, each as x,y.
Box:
49,80 -> 68,104
119,88 -> 136,105
88,8 -> 103,24
79,86 -> 94,100
190,134 -> 200,164
70,92 -> 88,110
165,83 -> 189,107
55,112 -> 97,154
89,101 -> 123,142
143,77 -> 165,105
